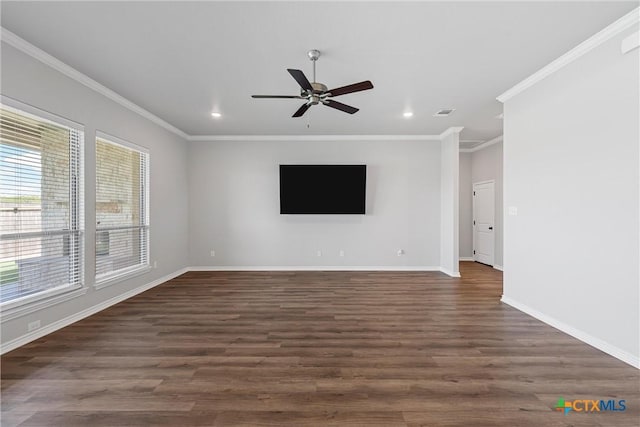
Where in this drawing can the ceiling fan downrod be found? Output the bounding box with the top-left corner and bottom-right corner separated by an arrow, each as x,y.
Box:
305,50 -> 327,103
307,49 -> 320,83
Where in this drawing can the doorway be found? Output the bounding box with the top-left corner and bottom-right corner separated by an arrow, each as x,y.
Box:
473,180 -> 495,266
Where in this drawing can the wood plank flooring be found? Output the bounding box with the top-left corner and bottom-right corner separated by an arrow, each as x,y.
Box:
1,262 -> 638,426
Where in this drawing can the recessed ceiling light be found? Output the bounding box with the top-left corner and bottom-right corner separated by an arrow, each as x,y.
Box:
433,108 -> 455,117
403,112 -> 414,118
211,112 -> 222,118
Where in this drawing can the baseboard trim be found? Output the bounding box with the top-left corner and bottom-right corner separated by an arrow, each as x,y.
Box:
1,267 -> 188,355
459,257 -> 474,262
501,296 -> 639,369
493,265 -> 504,271
438,267 -> 461,278
188,265 -> 442,272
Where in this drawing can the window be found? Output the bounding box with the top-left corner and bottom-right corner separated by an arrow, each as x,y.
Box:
95,133 -> 149,285
0,101 -> 83,306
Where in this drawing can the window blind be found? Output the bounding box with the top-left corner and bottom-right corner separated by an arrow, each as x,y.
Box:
0,104 -> 83,305
95,135 -> 149,283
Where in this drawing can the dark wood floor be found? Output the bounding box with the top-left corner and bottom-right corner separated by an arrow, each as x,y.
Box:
1,262 -> 638,426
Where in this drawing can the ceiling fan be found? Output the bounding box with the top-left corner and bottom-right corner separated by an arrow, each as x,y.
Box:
251,49 -> 374,118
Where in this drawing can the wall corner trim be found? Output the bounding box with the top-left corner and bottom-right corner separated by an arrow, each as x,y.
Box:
0,268 -> 189,355
497,7 -> 640,103
0,27 -> 190,140
501,295 -> 639,369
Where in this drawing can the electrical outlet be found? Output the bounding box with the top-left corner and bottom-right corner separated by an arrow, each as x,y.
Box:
28,320 -> 41,332
210,250 -> 216,257
339,250 -> 345,257
316,250 -> 322,257
153,261 -> 158,269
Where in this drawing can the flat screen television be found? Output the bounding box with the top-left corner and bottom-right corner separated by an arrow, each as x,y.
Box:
280,165 -> 366,214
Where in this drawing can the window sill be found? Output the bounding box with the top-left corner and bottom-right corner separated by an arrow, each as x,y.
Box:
94,265 -> 152,290
1,285 -> 87,322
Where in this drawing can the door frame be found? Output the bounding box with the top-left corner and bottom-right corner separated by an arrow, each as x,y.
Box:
472,179 -> 495,266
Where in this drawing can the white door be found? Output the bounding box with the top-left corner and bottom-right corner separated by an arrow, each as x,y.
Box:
473,181 -> 495,266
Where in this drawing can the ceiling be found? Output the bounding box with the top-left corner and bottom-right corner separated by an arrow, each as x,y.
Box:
1,1 -> 636,141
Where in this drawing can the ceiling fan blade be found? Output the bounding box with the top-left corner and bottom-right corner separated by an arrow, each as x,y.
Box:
326,80 -> 374,97
323,100 -> 359,114
287,69 -> 314,91
292,103 -> 311,118
251,95 -> 303,99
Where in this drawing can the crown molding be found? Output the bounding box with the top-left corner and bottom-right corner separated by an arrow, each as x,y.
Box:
438,126 -> 464,140
188,134 -> 442,142
1,27 -> 465,144
621,30 -> 639,54
458,139 -> 484,152
497,7 -> 640,103
188,130 -> 467,142
1,27 -> 190,140
459,134 -> 503,153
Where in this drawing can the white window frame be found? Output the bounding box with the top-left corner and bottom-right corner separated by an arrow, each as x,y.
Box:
94,131 -> 150,288
0,96 -> 85,318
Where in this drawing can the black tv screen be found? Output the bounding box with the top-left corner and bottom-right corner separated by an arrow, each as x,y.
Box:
280,165 -> 366,214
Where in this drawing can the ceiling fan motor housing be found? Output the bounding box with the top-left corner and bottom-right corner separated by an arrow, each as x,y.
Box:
302,82 -> 328,101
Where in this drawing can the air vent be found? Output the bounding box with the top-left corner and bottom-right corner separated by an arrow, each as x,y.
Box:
433,108 -> 455,117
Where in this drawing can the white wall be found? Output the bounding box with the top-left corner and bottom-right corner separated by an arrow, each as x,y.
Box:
440,130 -> 461,276
1,44 -> 190,348
502,24 -> 639,366
188,139 -> 442,268
459,152 -> 473,259
471,141 -> 504,267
